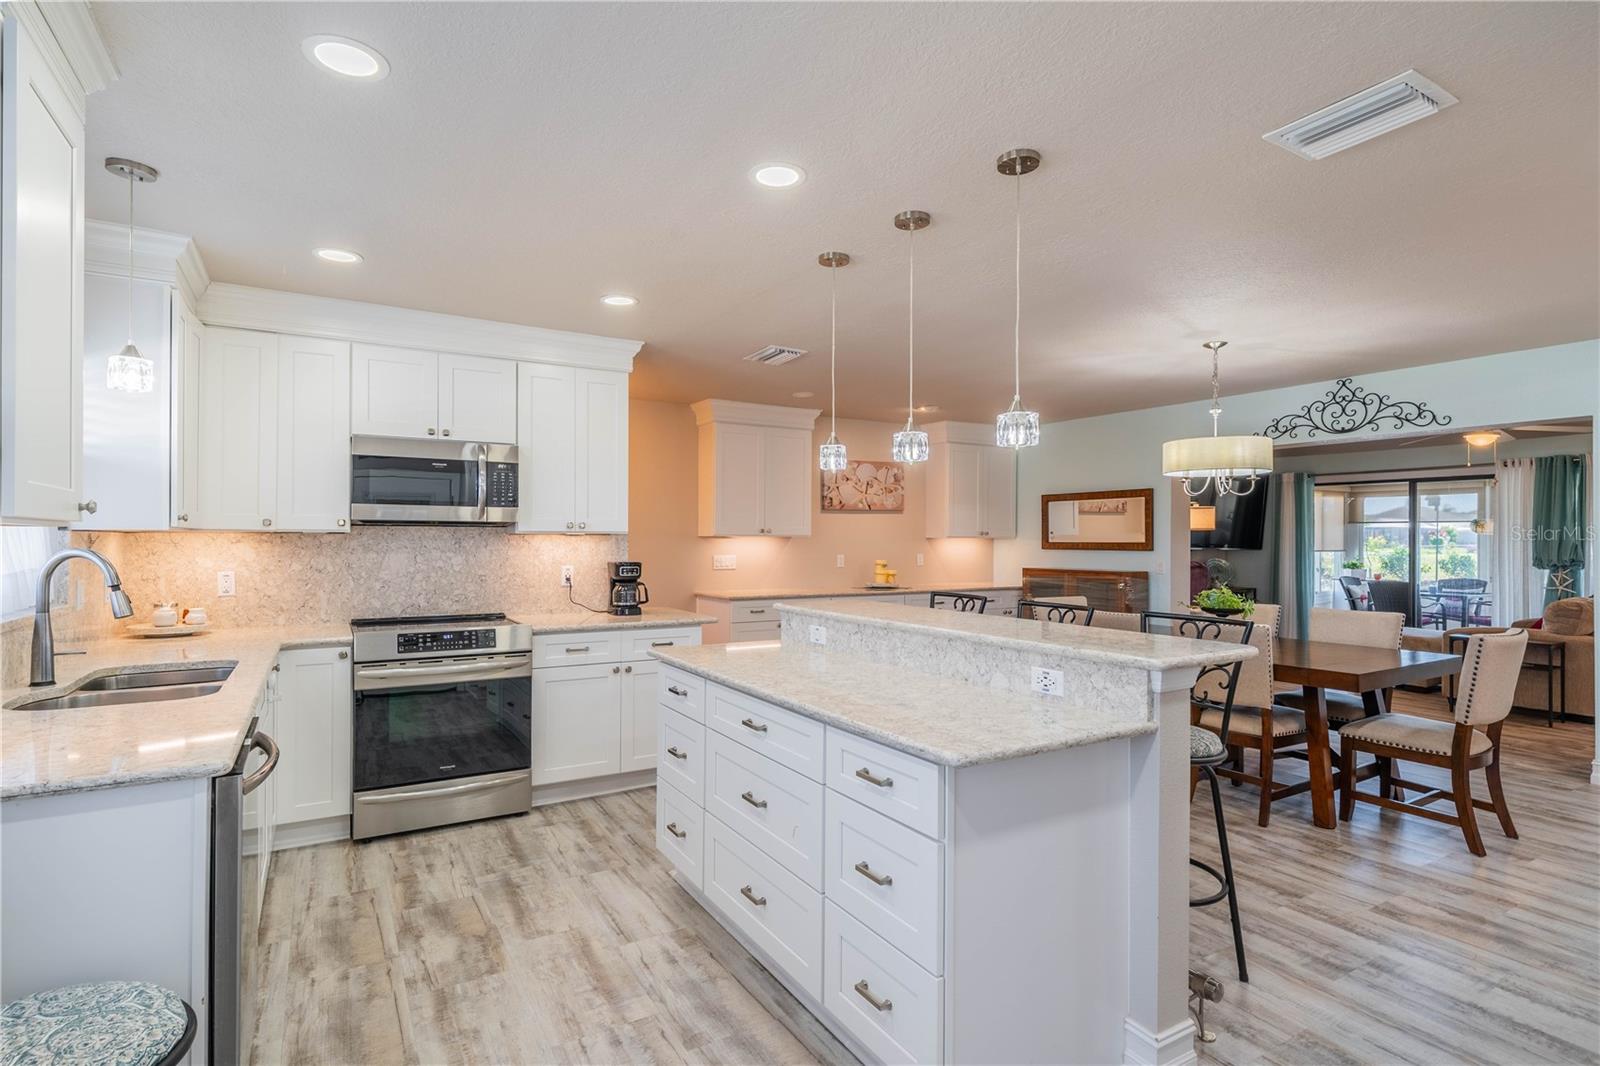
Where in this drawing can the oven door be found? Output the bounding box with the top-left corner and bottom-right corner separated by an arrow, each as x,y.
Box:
350,436 -> 518,524
352,653 -> 533,838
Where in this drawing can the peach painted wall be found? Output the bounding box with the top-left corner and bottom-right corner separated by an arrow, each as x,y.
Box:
629,399 -> 996,610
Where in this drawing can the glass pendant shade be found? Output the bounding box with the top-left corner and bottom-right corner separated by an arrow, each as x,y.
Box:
819,434 -> 847,473
995,396 -> 1040,450
106,342 -> 154,393
892,421 -> 929,464
1188,502 -> 1217,532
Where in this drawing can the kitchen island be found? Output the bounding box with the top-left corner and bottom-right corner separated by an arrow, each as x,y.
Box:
650,598 -> 1251,1065
695,583 -> 1024,643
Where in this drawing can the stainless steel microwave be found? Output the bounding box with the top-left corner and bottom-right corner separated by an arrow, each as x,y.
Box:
350,436 -> 519,524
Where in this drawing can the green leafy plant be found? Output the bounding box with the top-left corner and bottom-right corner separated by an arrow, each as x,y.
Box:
1341,560 -> 1365,570
1193,584 -> 1255,617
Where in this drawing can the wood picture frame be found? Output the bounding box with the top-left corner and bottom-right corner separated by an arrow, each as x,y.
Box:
1040,488 -> 1154,551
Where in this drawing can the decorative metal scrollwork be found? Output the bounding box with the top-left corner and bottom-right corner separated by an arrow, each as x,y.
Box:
1259,378 -> 1453,440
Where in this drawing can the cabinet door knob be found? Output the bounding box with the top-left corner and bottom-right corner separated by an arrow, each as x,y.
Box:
442,429 -> 451,437
336,518 -> 347,527
262,518 -> 272,527
78,500 -> 97,514
338,651 -> 349,659
427,428 -> 436,436
177,513 -> 189,523
566,522 -> 575,529
624,665 -> 632,673
611,666 -> 620,674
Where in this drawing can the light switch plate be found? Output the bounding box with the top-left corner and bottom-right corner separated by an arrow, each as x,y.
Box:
217,571 -> 235,597
916,553 -> 925,566
713,554 -> 737,570
835,554 -> 845,568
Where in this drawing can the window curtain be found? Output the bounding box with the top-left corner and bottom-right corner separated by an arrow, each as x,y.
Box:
1492,459 -> 1543,625
1532,454 -> 1589,605
1275,472 -> 1314,638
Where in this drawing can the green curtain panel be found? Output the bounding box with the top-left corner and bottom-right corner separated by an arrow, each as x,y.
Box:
1531,454 -> 1589,605
1294,472 -> 1315,637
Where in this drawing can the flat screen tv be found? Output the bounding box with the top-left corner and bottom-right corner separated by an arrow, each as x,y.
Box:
1189,479 -> 1270,550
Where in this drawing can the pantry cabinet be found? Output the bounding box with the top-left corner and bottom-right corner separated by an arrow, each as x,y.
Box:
924,422 -> 1016,539
516,363 -> 629,533
352,344 -> 516,444
1,13 -> 87,525
692,400 -> 819,537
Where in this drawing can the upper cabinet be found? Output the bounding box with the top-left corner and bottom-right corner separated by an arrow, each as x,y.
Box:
1,13 -> 88,524
925,421 -> 1017,538
276,336 -> 352,532
517,364 -> 628,533
692,400 -> 819,537
352,345 -> 516,443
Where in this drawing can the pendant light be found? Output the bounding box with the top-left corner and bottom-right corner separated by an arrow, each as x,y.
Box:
104,158 -> 159,394
1462,430 -> 1500,466
817,251 -> 851,472
891,210 -> 931,464
994,148 -> 1041,449
1161,340 -> 1273,497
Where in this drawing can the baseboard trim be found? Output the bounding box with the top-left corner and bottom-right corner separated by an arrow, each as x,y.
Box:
1123,1016 -> 1198,1066
273,815 -> 351,852
532,770 -> 655,808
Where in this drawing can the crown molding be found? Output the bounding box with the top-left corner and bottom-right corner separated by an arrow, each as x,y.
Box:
2,1 -> 116,117
690,398 -> 821,429
85,221 -> 210,311
197,283 -> 644,373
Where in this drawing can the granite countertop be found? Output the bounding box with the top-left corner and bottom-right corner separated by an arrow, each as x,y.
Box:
652,642 -> 1156,767
509,606 -> 714,632
781,599 -> 1257,672
694,582 -> 1024,602
1,625 -> 351,799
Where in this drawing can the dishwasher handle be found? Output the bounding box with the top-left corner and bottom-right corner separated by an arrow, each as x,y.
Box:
241,730 -> 280,796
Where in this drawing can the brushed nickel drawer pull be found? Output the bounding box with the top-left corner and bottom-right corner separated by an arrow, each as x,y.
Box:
667,746 -> 688,760
666,822 -> 687,839
740,717 -> 768,733
740,790 -> 767,809
854,861 -> 893,887
747,609 -> 766,614
565,645 -> 591,653
855,767 -> 894,788
740,885 -> 767,907
667,684 -> 689,697
652,640 -> 675,647
854,980 -> 893,1012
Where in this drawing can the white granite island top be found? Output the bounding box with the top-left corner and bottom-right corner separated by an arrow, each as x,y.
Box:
1,625 -> 351,799
509,606 -> 714,631
694,582 -> 1022,602
652,641 -> 1159,767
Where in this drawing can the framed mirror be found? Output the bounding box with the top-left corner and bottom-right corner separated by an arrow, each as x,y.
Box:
1041,488 -> 1154,551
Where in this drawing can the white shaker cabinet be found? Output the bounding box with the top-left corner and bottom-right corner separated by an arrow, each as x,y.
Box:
924,422 -> 1016,539
1,14 -> 87,524
198,328 -> 279,530
352,345 -> 517,444
276,336 -> 351,532
692,400 -> 819,537
170,301 -> 204,528
439,352 -> 517,443
530,662 -> 623,785
272,646 -> 353,828
619,658 -> 660,773
516,363 -> 628,533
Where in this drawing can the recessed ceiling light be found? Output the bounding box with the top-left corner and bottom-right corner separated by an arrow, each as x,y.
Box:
791,391 -> 815,399
314,248 -> 363,263
302,35 -> 389,80
750,163 -> 805,188
600,294 -> 637,307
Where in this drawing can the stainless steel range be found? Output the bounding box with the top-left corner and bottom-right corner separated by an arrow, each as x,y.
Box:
350,612 -> 532,840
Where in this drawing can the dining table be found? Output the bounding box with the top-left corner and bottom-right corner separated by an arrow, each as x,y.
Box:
1274,638 -> 1464,829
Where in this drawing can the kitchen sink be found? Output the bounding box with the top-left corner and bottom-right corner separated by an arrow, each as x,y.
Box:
9,665 -> 235,711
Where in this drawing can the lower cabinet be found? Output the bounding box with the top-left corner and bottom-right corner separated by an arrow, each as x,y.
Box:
272,646 -> 353,829
620,658 -> 660,772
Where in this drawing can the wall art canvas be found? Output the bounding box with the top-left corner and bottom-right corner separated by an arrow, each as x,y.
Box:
1078,499 -> 1129,515
822,460 -> 906,512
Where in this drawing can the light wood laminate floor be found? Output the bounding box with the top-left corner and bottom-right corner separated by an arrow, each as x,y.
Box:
254,693 -> 1598,1065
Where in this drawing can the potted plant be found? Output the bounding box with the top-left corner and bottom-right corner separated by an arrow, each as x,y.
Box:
1193,584 -> 1255,618
1342,559 -> 1368,580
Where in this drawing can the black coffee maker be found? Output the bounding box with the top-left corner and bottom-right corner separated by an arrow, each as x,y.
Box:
609,561 -> 649,616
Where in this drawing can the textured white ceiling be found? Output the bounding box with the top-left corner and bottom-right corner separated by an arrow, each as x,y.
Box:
85,2 -> 1599,424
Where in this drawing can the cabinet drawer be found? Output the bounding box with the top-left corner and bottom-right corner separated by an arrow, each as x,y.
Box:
708,683 -> 824,781
705,814 -> 823,1001
823,901 -> 942,1066
533,632 -> 619,665
825,793 -> 944,974
706,731 -> 824,889
658,707 -> 705,804
658,665 -> 706,722
729,620 -> 781,642
655,780 -> 704,891
626,627 -> 701,659
825,729 -> 944,839
732,601 -> 779,624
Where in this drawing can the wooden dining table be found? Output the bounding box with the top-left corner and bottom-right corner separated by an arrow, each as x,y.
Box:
1273,638 -> 1463,829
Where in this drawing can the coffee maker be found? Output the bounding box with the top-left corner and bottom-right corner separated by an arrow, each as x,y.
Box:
608,561 -> 649,616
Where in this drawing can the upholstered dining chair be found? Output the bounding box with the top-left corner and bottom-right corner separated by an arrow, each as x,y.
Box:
1339,628 -> 1528,856
1278,607 -> 1404,727
1088,610 -> 1142,632
1018,597 -> 1095,625
929,591 -> 988,613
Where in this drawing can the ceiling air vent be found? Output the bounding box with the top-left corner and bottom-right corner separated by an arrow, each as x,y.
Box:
1264,69 -> 1457,160
744,345 -> 807,367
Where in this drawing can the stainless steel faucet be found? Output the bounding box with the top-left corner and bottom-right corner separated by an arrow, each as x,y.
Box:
31,548 -> 134,687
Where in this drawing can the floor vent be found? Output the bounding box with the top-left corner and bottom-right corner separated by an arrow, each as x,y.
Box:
743,345 -> 808,366
1263,69 -> 1458,160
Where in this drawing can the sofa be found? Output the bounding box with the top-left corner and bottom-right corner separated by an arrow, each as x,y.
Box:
1441,596 -> 1594,721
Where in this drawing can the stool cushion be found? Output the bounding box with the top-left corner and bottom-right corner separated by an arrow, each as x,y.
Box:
2,981 -> 189,1066
1338,713 -> 1492,758
1276,688 -> 1371,723
1190,726 -> 1225,761
1198,706 -> 1307,739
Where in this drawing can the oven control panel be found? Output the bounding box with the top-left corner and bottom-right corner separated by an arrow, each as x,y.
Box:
486,462 -> 518,508
397,628 -> 498,655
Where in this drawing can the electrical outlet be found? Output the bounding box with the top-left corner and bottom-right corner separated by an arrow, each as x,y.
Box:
560,565 -> 574,588
808,624 -> 827,646
1031,666 -> 1064,696
217,571 -> 235,597
713,554 -> 737,571
835,554 -> 845,568
916,553 -> 925,566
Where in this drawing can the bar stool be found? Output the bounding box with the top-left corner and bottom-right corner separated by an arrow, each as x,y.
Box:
1017,597 -> 1096,625
1,981 -> 196,1066
928,591 -> 988,613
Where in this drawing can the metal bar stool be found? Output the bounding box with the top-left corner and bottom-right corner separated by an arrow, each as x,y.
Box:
2,980 -> 197,1066
1017,598 -> 1096,625
929,591 -> 989,613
